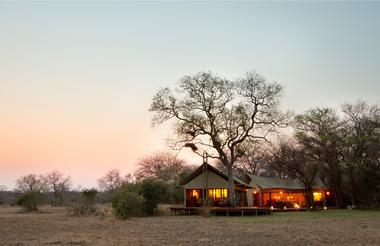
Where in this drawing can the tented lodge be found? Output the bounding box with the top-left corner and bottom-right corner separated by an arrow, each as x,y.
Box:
180,163 -> 332,209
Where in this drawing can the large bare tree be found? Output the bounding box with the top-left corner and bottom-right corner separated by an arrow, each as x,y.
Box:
150,71 -> 284,206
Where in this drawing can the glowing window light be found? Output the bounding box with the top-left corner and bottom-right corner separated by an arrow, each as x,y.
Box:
313,192 -> 323,202
222,189 -> 228,198
215,189 -> 222,198
192,190 -> 199,199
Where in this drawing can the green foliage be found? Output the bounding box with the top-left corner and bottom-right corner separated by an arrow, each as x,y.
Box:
17,192 -> 44,212
112,187 -> 145,220
81,188 -> 97,211
139,179 -> 167,215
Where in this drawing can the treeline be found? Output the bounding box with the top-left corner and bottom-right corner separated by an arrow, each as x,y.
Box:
225,101 -> 380,209
0,152 -> 195,216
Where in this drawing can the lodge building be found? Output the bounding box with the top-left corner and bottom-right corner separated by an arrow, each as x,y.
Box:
180,163 -> 331,209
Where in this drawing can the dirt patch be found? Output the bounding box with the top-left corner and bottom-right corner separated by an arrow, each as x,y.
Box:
0,206 -> 379,245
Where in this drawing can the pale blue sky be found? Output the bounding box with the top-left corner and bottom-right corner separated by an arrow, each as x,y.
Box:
0,1 -> 379,188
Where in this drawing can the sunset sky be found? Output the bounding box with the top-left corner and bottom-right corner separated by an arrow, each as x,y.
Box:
0,1 -> 379,189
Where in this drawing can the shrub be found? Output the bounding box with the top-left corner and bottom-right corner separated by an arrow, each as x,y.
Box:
139,180 -> 167,215
82,188 -> 97,211
67,188 -> 98,216
16,192 -> 44,212
112,188 -> 145,220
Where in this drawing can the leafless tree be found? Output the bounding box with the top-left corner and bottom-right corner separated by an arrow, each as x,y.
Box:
150,71 -> 286,206
135,152 -> 192,184
235,141 -> 271,176
97,169 -> 124,192
44,170 -> 72,206
15,174 -> 46,193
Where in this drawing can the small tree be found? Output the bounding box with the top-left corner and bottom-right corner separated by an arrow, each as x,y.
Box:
81,188 -> 98,212
15,174 -> 46,211
44,170 -> 72,206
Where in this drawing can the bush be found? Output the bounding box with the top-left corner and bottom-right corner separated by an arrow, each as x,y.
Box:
16,192 -> 44,212
82,188 -> 97,211
139,180 -> 167,215
112,188 -> 145,220
67,188 -> 98,216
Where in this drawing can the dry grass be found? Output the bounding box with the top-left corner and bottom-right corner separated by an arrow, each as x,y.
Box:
0,205 -> 379,245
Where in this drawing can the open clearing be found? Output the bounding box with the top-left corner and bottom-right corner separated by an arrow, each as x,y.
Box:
0,206 -> 379,245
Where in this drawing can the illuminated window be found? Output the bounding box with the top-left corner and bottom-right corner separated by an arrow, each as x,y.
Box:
313,192 -> 322,202
187,189 -> 201,199
208,189 -> 228,199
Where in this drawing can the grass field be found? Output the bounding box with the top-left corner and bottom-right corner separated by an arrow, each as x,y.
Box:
0,206 -> 379,245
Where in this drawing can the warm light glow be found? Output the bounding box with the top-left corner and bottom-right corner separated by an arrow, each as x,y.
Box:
270,206 -> 274,210
192,190 -> 200,199
253,190 -> 257,194
284,206 -> 287,210
208,189 -> 228,199
324,206 -> 327,210
294,204 -> 300,209
313,192 -> 323,202
326,191 -> 330,196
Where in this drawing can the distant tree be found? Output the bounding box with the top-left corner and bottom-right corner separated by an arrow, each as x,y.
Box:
16,174 -> 46,193
135,152 -> 193,185
0,185 -> 7,191
97,169 -> 124,192
15,174 -> 46,211
150,71 -> 286,206
44,170 -> 72,206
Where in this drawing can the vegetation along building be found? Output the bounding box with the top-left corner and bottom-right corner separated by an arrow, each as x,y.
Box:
181,163 -> 333,209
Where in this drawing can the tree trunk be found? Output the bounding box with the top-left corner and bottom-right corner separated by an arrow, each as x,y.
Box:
348,166 -> 356,207
305,184 -> 314,210
226,164 -> 236,207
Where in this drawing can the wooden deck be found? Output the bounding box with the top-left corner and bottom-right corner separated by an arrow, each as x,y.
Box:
170,207 -> 271,216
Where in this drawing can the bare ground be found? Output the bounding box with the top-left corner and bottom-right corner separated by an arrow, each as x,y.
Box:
0,206 -> 379,246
